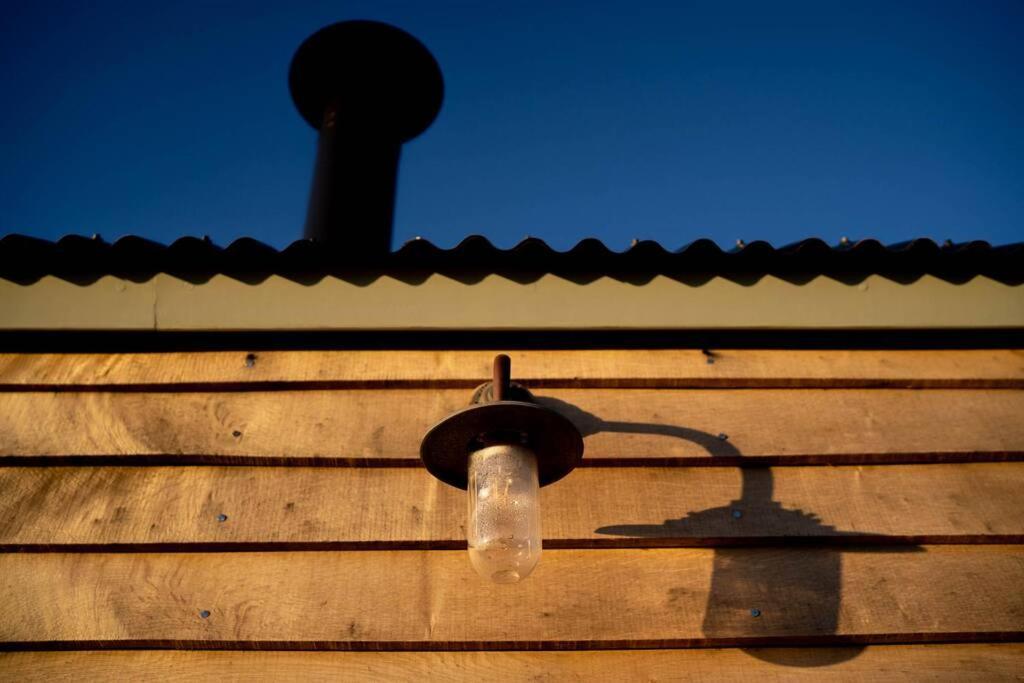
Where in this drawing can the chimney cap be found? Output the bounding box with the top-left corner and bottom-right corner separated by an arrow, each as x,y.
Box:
288,20 -> 444,141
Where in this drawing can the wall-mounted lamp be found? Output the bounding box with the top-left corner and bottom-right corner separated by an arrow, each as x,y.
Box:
421,355 -> 584,583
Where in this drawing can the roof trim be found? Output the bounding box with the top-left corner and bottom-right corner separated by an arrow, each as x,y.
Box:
1,273 -> 1020,332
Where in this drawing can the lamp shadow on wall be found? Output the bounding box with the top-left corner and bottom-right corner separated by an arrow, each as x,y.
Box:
537,397 -> 923,668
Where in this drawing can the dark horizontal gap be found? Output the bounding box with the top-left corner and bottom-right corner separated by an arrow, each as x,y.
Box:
1,536 -> 1020,554
3,379 -> 1022,393
579,452 -> 1024,467
2,632 -> 1021,652
2,452 -> 1021,468
1,329 -> 1022,352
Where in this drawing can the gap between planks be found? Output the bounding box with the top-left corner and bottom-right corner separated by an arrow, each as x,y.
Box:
3,645 -> 1024,681
3,634 -> 1024,653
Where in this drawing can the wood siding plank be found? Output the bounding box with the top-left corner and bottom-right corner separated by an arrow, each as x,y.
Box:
2,350 -> 1022,389
1,463 -> 1022,549
3,645 -> 1024,681
1,389 -> 1022,465
2,547 -> 1022,648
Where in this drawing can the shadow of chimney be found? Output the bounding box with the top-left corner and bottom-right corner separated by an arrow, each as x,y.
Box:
537,396 -> 923,667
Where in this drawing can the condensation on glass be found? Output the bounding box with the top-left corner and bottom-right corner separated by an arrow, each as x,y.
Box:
466,443 -> 542,584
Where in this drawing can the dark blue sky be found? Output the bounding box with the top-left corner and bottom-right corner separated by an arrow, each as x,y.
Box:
2,1 -> 1021,250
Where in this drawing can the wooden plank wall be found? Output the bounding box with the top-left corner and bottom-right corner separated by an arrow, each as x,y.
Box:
1,349 -> 1023,680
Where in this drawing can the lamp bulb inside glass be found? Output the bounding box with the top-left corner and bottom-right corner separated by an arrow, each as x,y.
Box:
466,443 -> 542,584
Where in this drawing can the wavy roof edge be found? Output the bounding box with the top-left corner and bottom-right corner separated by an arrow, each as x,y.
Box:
1,233 -> 1021,286
3,232 -> 1022,254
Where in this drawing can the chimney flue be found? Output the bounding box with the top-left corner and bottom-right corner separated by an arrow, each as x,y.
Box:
289,21 -> 444,252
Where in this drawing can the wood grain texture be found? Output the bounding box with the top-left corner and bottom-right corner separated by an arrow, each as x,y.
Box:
1,388 -> 1022,465
2,349 -> 1022,389
2,547 -> 1022,648
3,645 -> 1024,681
2,463 -> 1021,549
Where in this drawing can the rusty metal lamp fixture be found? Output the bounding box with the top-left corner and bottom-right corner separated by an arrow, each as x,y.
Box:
421,355 -> 584,583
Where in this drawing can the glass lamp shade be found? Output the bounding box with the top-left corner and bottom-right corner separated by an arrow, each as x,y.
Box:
466,443 -> 542,584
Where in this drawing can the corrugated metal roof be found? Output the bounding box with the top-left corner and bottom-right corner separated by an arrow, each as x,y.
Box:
0,234 -> 1020,285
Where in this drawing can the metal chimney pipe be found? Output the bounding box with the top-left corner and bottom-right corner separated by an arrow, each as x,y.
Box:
289,21 -> 444,252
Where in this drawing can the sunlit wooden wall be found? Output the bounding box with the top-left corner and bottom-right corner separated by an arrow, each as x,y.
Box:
1,349 -> 1023,679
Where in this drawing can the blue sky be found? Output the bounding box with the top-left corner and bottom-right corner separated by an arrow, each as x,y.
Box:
1,1 -> 1021,250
